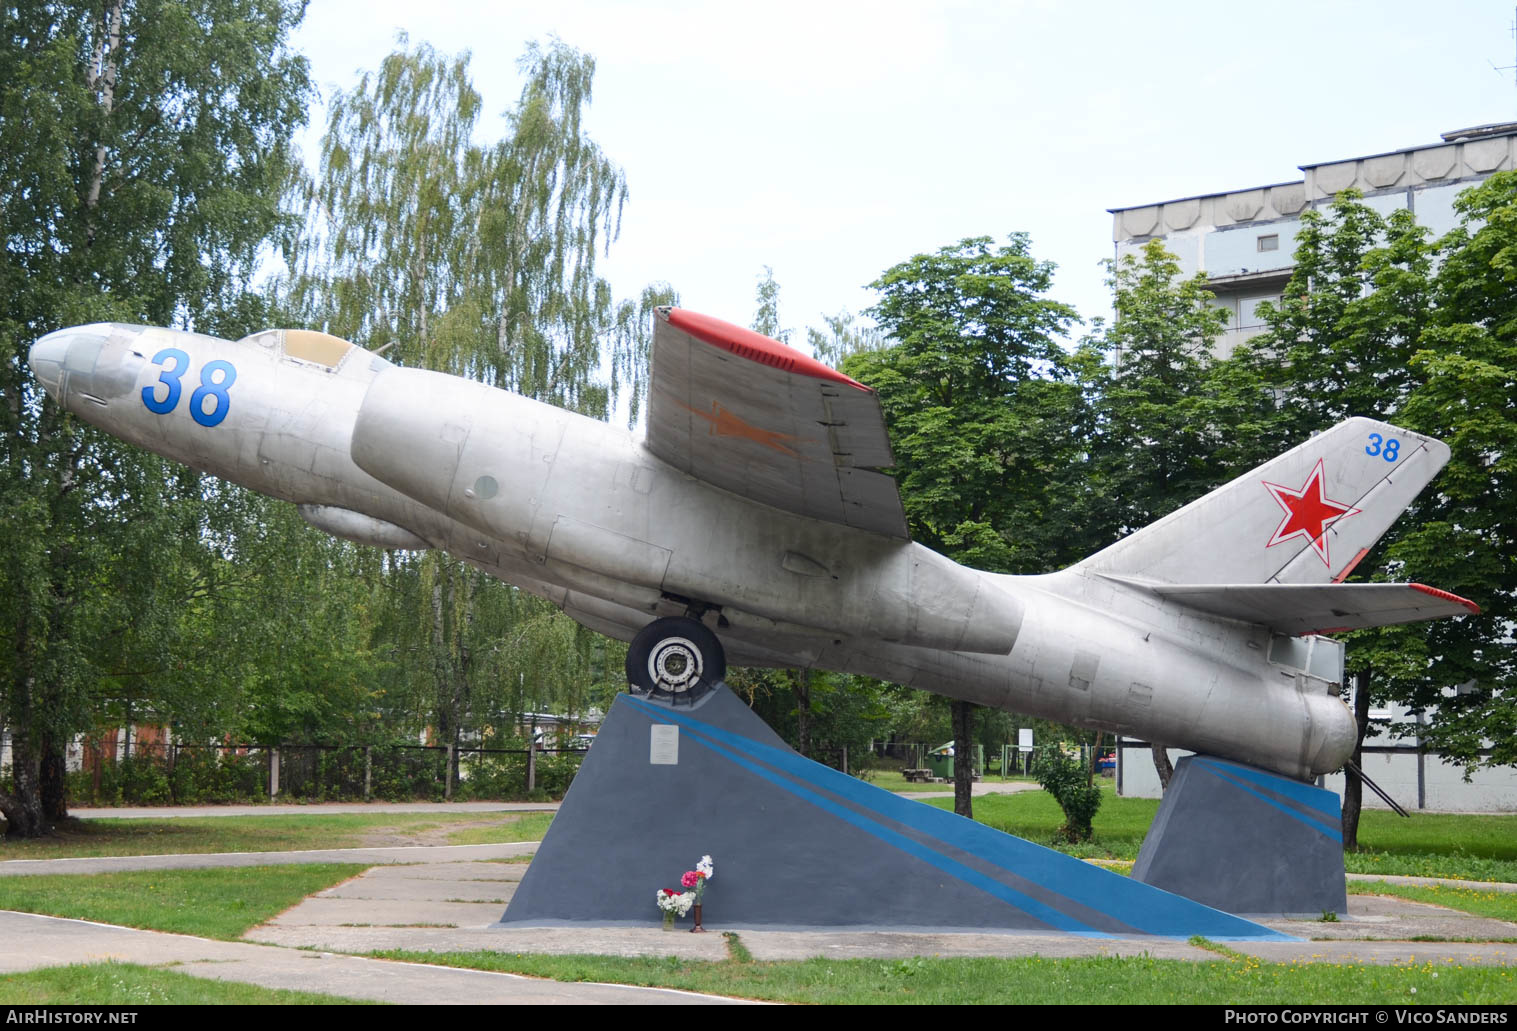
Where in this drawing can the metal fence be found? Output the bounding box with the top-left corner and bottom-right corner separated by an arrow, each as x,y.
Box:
58,741 -> 586,807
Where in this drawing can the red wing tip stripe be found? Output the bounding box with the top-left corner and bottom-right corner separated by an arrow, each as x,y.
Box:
1409,583 -> 1482,615
663,307 -> 871,392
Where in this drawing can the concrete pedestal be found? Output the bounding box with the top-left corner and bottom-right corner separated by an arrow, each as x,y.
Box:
1132,755 -> 1347,916
499,687 -> 1288,939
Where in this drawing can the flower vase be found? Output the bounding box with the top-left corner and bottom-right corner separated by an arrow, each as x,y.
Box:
662,911 -> 675,931
690,902 -> 705,933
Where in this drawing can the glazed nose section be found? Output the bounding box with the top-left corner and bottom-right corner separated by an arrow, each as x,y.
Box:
27,328 -> 85,397
28,324 -> 145,404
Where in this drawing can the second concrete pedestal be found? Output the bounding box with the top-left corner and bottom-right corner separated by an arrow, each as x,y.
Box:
1132,754 -> 1347,916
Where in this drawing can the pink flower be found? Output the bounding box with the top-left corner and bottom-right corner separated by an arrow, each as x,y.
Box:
681,870 -> 699,888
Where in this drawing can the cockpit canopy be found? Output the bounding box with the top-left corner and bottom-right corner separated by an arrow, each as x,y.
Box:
237,328 -> 360,370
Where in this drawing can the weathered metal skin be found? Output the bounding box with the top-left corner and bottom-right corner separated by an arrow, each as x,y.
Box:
32,321 -> 1394,781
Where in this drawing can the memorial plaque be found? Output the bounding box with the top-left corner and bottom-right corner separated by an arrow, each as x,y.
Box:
650,723 -> 679,765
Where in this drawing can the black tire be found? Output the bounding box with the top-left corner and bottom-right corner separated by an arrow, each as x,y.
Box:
626,617 -> 726,702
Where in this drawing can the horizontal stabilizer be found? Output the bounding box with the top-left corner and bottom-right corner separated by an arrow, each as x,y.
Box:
1105,577 -> 1479,635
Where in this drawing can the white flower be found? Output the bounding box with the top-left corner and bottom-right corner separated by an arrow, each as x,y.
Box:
656,890 -> 697,916
696,855 -> 714,880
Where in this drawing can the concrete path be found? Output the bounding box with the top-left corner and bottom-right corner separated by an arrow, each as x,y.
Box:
0,911 -> 749,1005
0,841 -> 538,877
239,844 -> 1517,967
1347,872 -> 1517,893
4,835 -> 1517,1004
69,801 -> 560,820
1257,893 -> 1517,944
897,781 -> 1042,800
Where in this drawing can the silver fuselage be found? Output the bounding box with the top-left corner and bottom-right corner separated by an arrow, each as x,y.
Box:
30,323 -> 1357,780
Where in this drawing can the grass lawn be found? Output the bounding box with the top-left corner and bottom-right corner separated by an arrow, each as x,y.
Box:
930,785 -> 1517,882
373,942 -> 1517,1005
1349,881 -> 1517,925
0,864 -> 365,939
0,810 -> 553,860
0,962 -> 375,1005
445,812 -> 553,845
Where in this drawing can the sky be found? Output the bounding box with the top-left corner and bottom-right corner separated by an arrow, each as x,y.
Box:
291,0 -> 1517,351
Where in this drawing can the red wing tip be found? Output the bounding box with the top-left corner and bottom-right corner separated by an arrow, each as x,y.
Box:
1409,583 -> 1481,615
661,307 -> 870,391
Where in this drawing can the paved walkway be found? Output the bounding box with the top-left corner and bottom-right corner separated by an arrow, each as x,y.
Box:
69,801 -> 560,820
4,804 -> 1517,1003
1346,872 -> 1517,893
0,841 -> 540,877
0,910 -> 748,1005
6,840 -> 1515,987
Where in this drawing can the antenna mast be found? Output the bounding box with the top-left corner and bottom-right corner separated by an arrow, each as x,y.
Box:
1493,5 -> 1517,105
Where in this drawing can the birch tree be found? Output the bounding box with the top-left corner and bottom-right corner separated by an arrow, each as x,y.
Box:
0,0 -> 309,835
282,38 -> 668,785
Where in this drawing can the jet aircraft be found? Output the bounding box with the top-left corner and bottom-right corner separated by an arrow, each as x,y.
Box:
29,309 -> 1478,782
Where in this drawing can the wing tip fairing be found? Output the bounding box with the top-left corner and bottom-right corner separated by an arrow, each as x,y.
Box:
1409,583 -> 1481,615
658,306 -> 870,392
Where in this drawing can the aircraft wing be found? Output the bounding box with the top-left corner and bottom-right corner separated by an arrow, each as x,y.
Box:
643,307 -> 908,539
1107,577 -> 1480,635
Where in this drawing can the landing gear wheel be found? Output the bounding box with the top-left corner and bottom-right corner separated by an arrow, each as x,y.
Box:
626,617 -> 726,704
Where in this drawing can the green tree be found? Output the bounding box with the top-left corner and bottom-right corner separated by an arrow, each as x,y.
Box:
1082,240 -> 1232,787
1217,195 -> 1412,846
807,309 -> 882,369
0,0 -> 310,836
844,234 -> 1084,817
281,38 -> 663,789
1224,191 -> 1433,464
1223,189 -> 1495,848
1030,747 -> 1102,843
847,235 -> 1085,575
1085,239 -> 1231,544
750,265 -> 791,344
1392,172 -> 1517,776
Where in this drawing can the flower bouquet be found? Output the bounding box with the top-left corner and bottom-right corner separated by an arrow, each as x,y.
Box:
681,854 -> 714,932
656,888 -> 693,930
655,855 -> 714,931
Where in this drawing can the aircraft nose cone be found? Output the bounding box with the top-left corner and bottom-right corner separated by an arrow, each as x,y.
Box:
28,329 -> 76,396
28,324 -> 143,403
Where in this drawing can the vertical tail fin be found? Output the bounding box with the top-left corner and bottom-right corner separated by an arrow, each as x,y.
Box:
1078,417 -> 1449,586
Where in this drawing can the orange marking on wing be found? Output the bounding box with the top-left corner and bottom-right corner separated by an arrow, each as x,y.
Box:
1332,547 -> 1371,583
680,400 -> 811,457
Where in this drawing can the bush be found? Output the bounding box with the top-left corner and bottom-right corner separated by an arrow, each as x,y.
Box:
68,748 -> 270,806
168,748 -> 266,804
1031,749 -> 1102,843
366,746 -> 446,801
454,750 -> 582,800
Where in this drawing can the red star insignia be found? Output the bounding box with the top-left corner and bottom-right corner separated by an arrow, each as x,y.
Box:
1261,459 -> 1361,567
